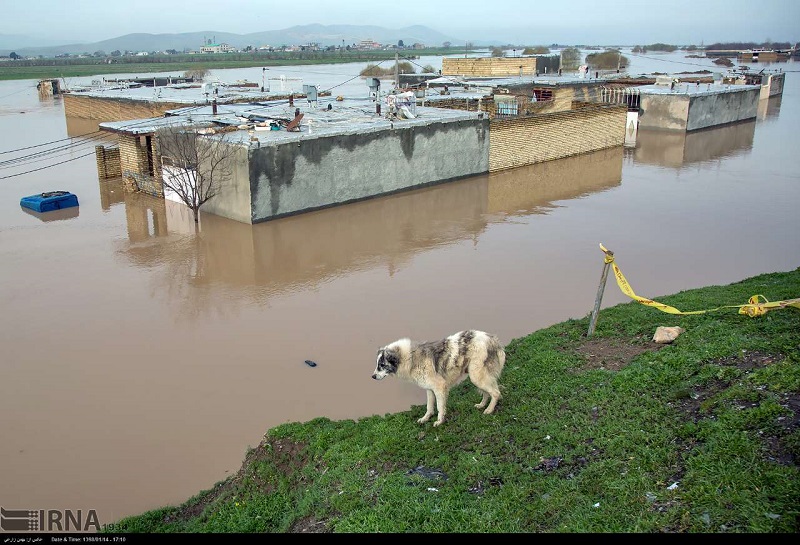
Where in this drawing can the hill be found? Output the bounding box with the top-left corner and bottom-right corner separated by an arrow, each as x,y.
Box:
1,24 -> 466,57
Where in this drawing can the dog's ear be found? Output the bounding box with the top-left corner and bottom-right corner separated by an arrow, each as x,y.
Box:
384,349 -> 399,367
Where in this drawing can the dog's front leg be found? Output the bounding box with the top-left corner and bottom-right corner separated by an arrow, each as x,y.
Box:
433,389 -> 448,427
417,390 -> 435,424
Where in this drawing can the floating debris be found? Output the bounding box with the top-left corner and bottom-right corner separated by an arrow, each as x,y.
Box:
304,360 -> 317,367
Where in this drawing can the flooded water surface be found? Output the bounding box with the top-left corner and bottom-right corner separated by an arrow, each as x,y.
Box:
0,53 -> 798,526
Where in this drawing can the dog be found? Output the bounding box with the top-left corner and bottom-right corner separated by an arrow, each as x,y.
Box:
372,330 -> 505,426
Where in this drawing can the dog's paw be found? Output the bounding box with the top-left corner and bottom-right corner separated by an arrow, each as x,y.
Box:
417,417 -> 430,424
474,402 -> 487,409
483,407 -> 495,415
433,420 -> 444,427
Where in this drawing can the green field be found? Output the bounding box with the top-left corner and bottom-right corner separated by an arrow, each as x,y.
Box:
0,49 -> 458,81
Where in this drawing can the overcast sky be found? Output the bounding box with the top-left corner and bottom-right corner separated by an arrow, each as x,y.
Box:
1,0 -> 798,45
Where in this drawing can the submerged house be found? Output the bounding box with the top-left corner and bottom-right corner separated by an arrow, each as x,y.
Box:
91,60 -> 764,224
724,70 -> 785,99
630,77 -> 761,132
95,85 -> 627,224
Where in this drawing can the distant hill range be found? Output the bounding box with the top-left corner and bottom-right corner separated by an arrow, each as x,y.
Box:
0,24 -> 494,57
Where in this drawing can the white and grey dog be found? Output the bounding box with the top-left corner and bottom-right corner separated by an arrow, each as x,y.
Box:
372,330 -> 506,426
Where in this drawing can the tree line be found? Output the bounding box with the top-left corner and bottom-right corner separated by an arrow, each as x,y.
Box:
0,48 -> 454,68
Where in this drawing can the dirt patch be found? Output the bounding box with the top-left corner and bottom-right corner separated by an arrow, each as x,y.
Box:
671,350 -> 798,468
288,515 -> 331,533
572,339 -> 797,472
712,350 -> 784,371
163,436 -> 309,524
247,436 -> 309,494
162,480 -> 232,524
573,336 -> 662,371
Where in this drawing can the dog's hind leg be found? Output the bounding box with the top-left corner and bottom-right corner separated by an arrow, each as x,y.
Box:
432,388 -> 448,427
417,390 -> 436,424
474,390 -> 490,410
470,368 -> 501,415
483,384 -> 501,414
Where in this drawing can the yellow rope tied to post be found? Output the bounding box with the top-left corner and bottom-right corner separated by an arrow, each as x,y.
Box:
598,243 -> 800,317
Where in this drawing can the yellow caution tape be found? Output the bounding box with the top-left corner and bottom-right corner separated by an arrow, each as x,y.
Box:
598,243 -> 800,317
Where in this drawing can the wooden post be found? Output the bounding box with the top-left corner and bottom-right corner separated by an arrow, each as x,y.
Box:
587,244 -> 613,337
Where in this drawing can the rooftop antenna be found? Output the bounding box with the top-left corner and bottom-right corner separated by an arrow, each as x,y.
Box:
367,77 -> 381,115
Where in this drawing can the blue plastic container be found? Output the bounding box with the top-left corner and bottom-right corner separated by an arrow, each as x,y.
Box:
20,191 -> 79,213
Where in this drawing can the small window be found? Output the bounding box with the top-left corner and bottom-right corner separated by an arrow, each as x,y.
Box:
496,100 -> 519,117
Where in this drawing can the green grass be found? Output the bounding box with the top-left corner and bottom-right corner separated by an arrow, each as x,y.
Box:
106,268 -> 800,533
0,49 -> 460,81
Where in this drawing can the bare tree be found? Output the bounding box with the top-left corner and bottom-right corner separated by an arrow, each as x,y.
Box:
184,67 -> 209,81
560,47 -> 582,71
156,125 -> 238,224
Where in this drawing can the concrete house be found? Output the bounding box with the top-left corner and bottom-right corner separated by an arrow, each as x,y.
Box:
95,87 -> 627,224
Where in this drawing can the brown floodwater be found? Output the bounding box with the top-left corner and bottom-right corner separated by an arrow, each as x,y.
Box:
0,70 -> 798,527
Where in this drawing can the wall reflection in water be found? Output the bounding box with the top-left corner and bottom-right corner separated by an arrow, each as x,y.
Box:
633,120 -> 756,169
98,177 -> 125,211
65,116 -> 101,137
757,96 -> 782,122
110,146 -> 623,307
19,205 -> 80,222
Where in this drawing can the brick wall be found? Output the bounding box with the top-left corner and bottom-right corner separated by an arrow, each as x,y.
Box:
424,97 -> 484,113
63,92 -> 327,123
489,104 -> 627,171
442,57 -> 538,77
63,94 -> 187,122
425,88 -> 578,119
119,134 -> 163,196
95,145 -> 121,179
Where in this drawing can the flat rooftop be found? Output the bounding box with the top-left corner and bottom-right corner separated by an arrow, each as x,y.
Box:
71,70 -> 719,107
99,98 -> 483,149
636,82 -> 761,96
65,78 -> 312,104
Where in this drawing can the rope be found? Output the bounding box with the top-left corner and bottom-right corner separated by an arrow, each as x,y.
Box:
598,243 -> 800,317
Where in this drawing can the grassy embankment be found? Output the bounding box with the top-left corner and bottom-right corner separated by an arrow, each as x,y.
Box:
0,49 -> 458,81
108,267 -> 800,533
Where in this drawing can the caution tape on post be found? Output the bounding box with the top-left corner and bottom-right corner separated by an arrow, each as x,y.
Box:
598,243 -> 800,318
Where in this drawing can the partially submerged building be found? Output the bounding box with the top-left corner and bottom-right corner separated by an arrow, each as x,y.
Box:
443,57 -> 538,77
89,64 -> 763,223
63,78 -> 322,124
634,79 -> 761,132
37,79 -> 62,100
724,70 -> 785,99
96,88 -> 627,224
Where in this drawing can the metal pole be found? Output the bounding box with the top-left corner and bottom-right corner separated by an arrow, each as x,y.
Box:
395,52 -> 399,88
587,244 -> 614,337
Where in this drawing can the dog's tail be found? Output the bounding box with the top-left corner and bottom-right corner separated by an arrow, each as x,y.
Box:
486,334 -> 506,378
